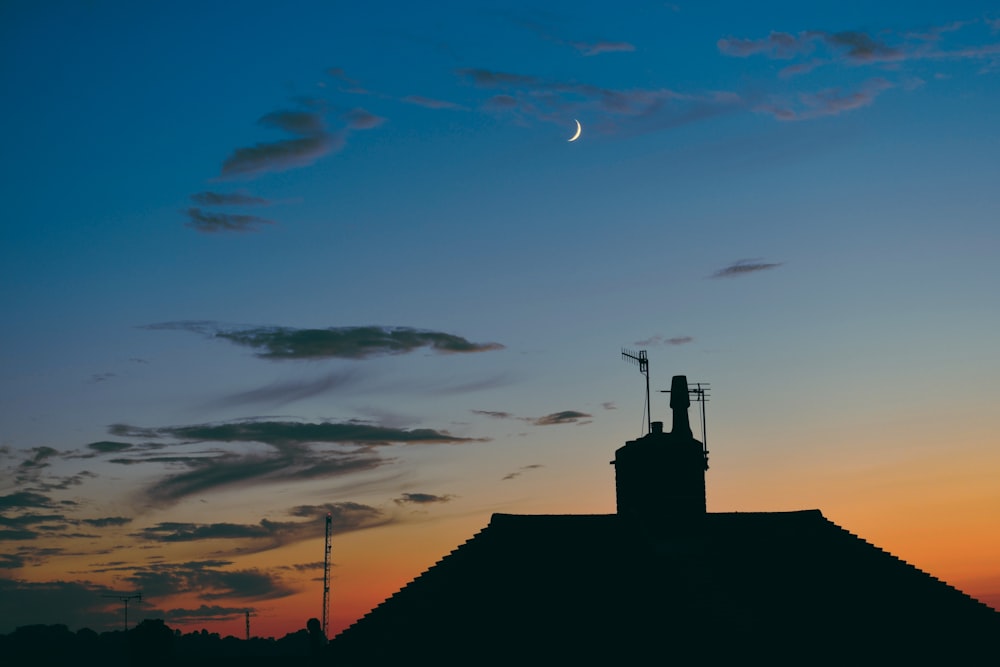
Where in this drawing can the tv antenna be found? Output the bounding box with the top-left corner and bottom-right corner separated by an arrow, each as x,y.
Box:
102,592 -> 142,631
621,349 -> 651,434
245,609 -> 255,641
661,380 -> 711,469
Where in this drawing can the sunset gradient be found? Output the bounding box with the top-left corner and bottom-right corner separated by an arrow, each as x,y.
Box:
2,0 -> 998,639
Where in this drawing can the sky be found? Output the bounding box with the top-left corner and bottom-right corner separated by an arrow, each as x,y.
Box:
2,0 -> 999,639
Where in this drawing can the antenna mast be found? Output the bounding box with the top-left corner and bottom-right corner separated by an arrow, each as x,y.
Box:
621,349 -> 651,434
102,592 -> 142,632
660,380 -> 711,469
691,382 -> 710,469
322,512 -> 332,637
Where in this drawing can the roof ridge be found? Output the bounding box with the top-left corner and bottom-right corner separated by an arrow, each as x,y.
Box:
819,515 -> 1000,615
333,523 -> 495,639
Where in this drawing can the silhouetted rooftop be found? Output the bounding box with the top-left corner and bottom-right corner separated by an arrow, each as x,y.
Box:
331,510 -> 998,664
331,376 -> 998,664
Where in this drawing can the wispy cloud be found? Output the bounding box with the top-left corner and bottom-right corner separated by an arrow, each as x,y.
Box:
717,21 -> 1000,118
110,419 -> 486,447
457,66 -> 740,134
143,322 -> 504,360
184,208 -> 275,233
0,490 -> 132,547
132,502 -> 387,551
717,31 -> 819,59
17,447 -> 59,473
532,410 -> 592,426
326,66 -> 363,91
393,492 -> 455,505
718,29 -> 902,64
570,40 -> 635,56
190,191 -> 271,207
210,370 -> 361,409
511,17 -> 635,58
472,408 -> 593,426
756,78 -> 894,120
502,464 -> 543,481
342,108 -> 386,129
711,259 -> 783,278
471,410 -> 515,419
80,516 -> 132,528
124,560 -> 294,602
720,21 -> 1000,72
634,335 -> 694,346
219,109 -> 343,180
85,441 -> 134,454
402,95 -> 464,110
0,491 -> 54,511
99,418 -> 486,506
12,448 -> 95,491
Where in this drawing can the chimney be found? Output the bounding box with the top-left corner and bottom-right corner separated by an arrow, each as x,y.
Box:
611,375 -> 706,529
669,375 -> 692,438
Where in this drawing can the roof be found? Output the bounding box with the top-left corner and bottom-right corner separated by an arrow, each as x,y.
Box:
330,510 -> 999,664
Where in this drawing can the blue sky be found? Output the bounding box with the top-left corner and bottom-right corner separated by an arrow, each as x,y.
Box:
2,0 -> 999,636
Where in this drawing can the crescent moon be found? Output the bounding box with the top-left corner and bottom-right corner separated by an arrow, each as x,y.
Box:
568,119 -> 582,142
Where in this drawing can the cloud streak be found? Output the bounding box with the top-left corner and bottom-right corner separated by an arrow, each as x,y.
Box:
190,191 -> 271,207
716,21 -> 1000,119
471,409 -> 593,426
532,411 -> 592,426
502,464 -> 543,481
184,208 -> 275,233
757,78 -> 893,121
571,40 -> 635,56
219,109 -> 343,179
402,95 -> 464,110
144,322 -> 504,360
99,418 -> 486,507
112,420 -> 487,447
634,335 -> 694,347
133,502 -> 388,551
124,560 -> 295,602
718,29 -> 903,64
711,259 -> 783,278
210,370 -> 361,408
393,493 -> 454,505
456,67 -> 739,133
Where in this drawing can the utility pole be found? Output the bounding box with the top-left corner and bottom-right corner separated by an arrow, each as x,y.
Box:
102,592 -> 142,631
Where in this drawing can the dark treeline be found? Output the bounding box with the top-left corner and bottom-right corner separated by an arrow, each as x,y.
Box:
0,618 -> 331,666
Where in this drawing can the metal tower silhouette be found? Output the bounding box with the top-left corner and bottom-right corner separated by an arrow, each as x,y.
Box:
323,512 -> 332,637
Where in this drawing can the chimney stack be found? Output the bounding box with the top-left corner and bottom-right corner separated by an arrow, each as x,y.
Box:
611,375 -> 706,530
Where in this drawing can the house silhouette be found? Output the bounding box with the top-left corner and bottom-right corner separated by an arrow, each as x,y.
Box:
329,376 -> 999,664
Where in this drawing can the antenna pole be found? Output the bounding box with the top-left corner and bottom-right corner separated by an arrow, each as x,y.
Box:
621,349 -> 651,434
322,512 -> 332,637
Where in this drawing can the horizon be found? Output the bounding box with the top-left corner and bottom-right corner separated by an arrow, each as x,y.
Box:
2,1 -> 998,638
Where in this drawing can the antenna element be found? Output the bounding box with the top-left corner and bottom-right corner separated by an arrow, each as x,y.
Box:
621,349 -> 651,434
